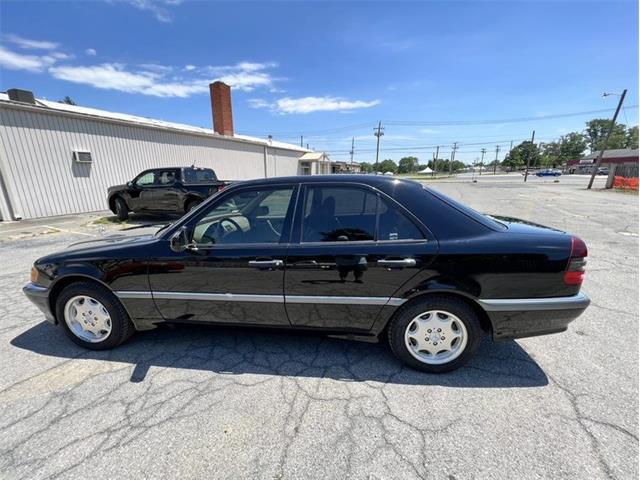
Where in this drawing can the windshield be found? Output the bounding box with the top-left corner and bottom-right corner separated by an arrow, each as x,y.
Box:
424,186 -> 507,230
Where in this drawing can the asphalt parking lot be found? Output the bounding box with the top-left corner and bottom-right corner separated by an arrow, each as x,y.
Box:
0,174 -> 637,479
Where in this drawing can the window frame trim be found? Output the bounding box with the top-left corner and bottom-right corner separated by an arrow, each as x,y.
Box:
293,182 -> 432,246
182,183 -> 300,248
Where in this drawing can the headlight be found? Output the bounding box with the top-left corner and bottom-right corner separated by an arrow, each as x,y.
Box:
30,266 -> 39,283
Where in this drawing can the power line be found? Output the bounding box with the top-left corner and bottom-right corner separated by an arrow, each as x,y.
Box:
383,106 -> 639,127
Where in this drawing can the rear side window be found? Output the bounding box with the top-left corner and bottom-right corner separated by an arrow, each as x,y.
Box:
183,168 -> 216,183
300,185 -> 425,243
378,197 -> 425,241
302,186 -> 377,242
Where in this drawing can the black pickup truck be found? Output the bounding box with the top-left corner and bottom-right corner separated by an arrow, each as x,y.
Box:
107,167 -> 230,220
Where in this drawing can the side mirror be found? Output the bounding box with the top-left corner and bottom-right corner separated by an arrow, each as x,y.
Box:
127,181 -> 133,188
170,226 -> 197,252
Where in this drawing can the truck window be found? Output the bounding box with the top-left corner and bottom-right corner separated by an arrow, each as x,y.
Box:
183,168 -> 216,183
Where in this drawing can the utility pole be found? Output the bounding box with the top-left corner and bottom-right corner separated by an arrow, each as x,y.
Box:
449,142 -> 458,176
479,148 -> 486,176
432,145 -> 439,178
374,121 -> 384,170
588,89 -> 627,189
349,137 -> 355,164
300,135 -> 303,148
494,145 -> 500,174
524,130 -> 535,182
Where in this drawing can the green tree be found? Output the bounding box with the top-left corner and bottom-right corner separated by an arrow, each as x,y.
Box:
377,159 -> 398,173
626,126 -> 639,149
59,96 -> 77,105
585,119 -> 627,152
541,132 -> 587,167
398,156 -> 419,174
359,162 -> 374,173
502,141 -> 540,169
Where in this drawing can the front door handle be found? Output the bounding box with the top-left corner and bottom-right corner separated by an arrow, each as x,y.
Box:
248,259 -> 284,269
377,258 -> 417,268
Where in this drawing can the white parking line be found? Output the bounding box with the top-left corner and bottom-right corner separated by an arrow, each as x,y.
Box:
43,225 -> 96,237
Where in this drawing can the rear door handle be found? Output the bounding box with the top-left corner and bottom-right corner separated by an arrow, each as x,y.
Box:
377,258 -> 417,268
248,259 -> 284,269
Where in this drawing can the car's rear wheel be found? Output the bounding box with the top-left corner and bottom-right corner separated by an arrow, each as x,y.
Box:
56,281 -> 135,350
114,197 -> 129,221
185,198 -> 201,213
387,295 -> 483,373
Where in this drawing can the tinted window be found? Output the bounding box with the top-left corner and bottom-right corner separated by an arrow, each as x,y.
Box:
183,168 -> 216,183
378,197 -> 425,241
301,186 -> 377,242
156,169 -> 177,185
192,187 -> 294,245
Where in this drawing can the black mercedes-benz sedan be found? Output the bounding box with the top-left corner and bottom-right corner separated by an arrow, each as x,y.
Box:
23,175 -> 590,373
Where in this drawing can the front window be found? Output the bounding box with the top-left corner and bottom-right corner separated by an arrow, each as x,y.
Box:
191,187 -> 295,245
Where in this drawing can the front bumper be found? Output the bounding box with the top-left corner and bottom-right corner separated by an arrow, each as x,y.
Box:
479,292 -> 590,341
23,282 -> 56,324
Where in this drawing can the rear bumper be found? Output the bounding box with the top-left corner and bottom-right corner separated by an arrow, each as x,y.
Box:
479,292 -> 590,341
23,283 -> 56,324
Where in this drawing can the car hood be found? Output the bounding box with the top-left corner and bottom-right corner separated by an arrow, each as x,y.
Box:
488,215 -> 566,235
65,234 -> 156,252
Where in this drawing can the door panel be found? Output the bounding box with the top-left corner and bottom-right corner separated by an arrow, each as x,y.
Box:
148,245 -> 289,325
284,184 -> 437,331
284,242 -> 432,331
147,184 -> 297,326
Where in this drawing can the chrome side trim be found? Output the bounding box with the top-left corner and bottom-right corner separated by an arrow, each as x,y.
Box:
478,292 -> 590,312
114,291 -> 406,306
286,295 -> 405,306
115,291 -> 153,299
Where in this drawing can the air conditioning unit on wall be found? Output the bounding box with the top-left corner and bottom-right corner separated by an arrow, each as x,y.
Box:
73,150 -> 92,163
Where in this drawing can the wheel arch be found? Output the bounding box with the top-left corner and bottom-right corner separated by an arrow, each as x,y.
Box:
49,274 -> 124,323
380,290 -> 493,337
183,193 -> 205,211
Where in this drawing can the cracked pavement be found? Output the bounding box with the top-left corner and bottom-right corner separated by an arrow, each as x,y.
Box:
0,176 -> 637,479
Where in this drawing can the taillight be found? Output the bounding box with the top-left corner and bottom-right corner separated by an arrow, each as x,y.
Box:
564,236 -> 587,285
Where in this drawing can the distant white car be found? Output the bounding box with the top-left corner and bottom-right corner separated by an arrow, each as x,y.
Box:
384,171 -> 395,176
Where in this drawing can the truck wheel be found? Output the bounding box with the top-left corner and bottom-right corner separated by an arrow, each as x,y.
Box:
114,197 -> 129,221
55,281 -> 135,350
185,199 -> 201,213
387,295 -> 483,373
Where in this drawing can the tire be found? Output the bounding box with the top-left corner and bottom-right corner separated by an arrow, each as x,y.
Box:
185,198 -> 201,213
387,295 -> 483,373
55,281 -> 135,350
114,197 -> 129,221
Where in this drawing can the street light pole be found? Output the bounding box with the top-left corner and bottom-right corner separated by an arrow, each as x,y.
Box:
587,89 -> 627,189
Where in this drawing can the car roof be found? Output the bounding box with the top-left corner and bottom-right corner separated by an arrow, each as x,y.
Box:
236,174 -> 423,189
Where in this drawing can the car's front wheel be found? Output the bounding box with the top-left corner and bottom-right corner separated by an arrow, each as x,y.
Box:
387,295 -> 483,373
114,197 -> 129,221
55,281 -> 135,350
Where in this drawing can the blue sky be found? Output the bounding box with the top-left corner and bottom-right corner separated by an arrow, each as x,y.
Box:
1,0 -> 638,164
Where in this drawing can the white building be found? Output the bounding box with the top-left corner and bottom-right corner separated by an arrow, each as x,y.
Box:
0,83 -> 311,221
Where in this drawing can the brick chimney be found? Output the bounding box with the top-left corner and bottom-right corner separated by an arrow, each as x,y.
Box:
210,81 -> 234,136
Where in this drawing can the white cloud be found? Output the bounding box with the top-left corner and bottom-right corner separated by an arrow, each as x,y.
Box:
115,0 -> 183,23
46,61 -> 279,98
85,48 -> 97,56
4,34 -> 59,50
49,63 -> 208,97
184,64 -> 196,71
248,98 -> 271,109
259,96 -> 380,114
0,45 -> 59,72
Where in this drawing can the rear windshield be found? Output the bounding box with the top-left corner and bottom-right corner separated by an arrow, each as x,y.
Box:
183,168 -> 217,183
423,186 -> 506,230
